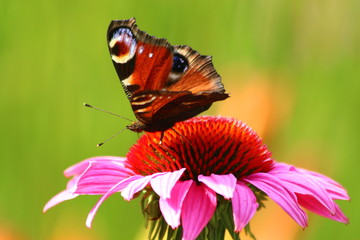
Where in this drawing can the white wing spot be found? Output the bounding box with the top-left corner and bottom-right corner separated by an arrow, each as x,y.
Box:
122,76 -> 133,85
149,53 -> 153,58
132,96 -> 157,105
110,30 -> 136,64
135,109 -> 150,113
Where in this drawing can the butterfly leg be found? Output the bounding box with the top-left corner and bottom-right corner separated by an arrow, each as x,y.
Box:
159,131 -> 165,145
170,127 -> 191,146
169,127 -> 198,155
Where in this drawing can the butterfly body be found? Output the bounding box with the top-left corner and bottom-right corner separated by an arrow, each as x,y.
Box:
107,18 -> 228,132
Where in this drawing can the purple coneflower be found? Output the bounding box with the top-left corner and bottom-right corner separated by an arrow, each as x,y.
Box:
44,116 -> 349,240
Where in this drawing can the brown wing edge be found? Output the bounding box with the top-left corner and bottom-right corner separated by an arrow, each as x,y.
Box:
170,45 -> 227,95
149,91 -> 229,131
107,18 -> 173,56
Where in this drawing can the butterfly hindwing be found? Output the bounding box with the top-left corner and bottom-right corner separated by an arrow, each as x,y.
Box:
130,90 -> 189,123
167,45 -> 225,95
151,92 -> 228,123
130,90 -> 228,132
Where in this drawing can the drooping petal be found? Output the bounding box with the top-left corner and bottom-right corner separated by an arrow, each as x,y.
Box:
64,156 -> 129,177
296,167 -> 350,200
181,184 -> 217,240
86,175 -> 144,228
198,173 -> 237,199
43,188 -> 79,212
121,172 -> 166,201
44,157 -> 132,212
270,170 -> 336,214
232,181 -> 259,232
272,163 -> 349,201
298,194 -> 349,224
150,168 -> 186,199
75,160 -> 133,194
244,173 -> 308,228
159,180 -> 193,229
43,174 -> 82,212
270,164 -> 350,223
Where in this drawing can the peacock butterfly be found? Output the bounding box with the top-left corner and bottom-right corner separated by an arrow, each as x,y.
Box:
107,18 -> 229,133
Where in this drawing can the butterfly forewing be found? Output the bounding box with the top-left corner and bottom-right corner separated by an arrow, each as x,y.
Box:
107,18 -> 174,99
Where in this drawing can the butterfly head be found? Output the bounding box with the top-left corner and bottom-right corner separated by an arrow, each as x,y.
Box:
126,121 -> 145,133
126,120 -> 176,133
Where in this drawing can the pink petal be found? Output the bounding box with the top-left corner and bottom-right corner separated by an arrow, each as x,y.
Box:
43,189 -> 79,212
198,173 -> 237,199
150,168 -> 186,199
297,168 -> 350,200
244,173 -> 308,228
159,180 -> 193,229
232,181 -> 259,232
273,163 -> 349,201
270,170 -> 336,214
86,175 -> 143,228
270,162 -> 290,171
121,172 -> 166,201
43,176 -> 80,212
181,184 -> 217,240
298,195 -> 349,224
75,160 -> 133,194
64,156 -> 129,177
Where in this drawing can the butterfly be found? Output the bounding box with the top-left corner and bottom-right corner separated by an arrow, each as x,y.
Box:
107,18 -> 229,133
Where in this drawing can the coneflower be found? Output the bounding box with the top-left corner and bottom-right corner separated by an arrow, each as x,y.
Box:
44,116 -> 349,240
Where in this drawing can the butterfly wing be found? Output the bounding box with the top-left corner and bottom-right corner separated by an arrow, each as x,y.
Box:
130,90 -> 227,132
167,45 -> 226,95
145,45 -> 229,127
130,90 -> 190,124
127,38 -> 229,132
151,92 -> 227,123
107,18 -> 174,99
107,19 -> 229,132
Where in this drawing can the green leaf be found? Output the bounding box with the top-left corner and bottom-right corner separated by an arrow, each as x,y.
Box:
244,224 -> 256,240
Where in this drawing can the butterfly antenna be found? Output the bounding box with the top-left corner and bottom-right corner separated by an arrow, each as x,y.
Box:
84,103 -> 133,122
97,128 -> 128,147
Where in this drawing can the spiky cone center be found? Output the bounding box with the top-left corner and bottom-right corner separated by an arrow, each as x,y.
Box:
126,116 -> 275,180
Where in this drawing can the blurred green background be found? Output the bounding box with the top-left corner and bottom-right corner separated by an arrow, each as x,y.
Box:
0,0 -> 359,239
